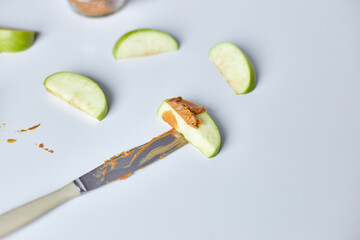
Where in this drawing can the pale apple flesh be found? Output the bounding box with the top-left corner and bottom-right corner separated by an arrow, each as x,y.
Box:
209,42 -> 256,94
44,72 -> 108,121
157,99 -> 221,158
113,29 -> 178,59
0,28 -> 35,52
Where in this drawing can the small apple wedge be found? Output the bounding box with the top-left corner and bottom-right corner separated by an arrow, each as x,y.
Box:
113,29 -> 178,60
209,42 -> 256,94
157,97 -> 221,158
0,28 -> 35,53
44,72 -> 108,121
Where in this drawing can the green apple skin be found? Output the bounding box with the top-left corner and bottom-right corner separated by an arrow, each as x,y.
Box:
209,42 -> 256,95
112,29 -> 178,60
157,99 -> 221,158
0,28 -> 35,52
202,113 -> 221,158
44,72 -> 108,121
242,56 -> 256,94
96,104 -> 108,121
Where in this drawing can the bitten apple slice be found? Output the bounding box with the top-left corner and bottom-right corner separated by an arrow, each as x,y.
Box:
44,72 -> 108,121
113,29 -> 178,60
209,42 -> 256,94
0,28 -> 35,52
157,97 -> 221,158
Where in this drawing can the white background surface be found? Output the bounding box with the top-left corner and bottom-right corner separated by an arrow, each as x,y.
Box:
1,0 -> 360,239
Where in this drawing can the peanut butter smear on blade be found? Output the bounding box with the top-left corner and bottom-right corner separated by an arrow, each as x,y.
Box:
6,139 -> 16,143
130,130 -> 177,161
106,172 -> 132,184
166,97 -> 206,129
117,172 -> 132,180
99,129 -> 184,182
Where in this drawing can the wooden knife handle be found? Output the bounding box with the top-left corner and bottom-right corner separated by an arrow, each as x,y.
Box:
0,182 -> 80,237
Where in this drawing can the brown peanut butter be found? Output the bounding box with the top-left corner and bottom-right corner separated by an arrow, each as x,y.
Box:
38,143 -> 54,154
162,111 -> 178,129
165,97 -> 206,129
98,129 -> 185,183
69,0 -> 118,17
17,124 -> 40,133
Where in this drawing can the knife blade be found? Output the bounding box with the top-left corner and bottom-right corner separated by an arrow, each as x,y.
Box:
0,129 -> 187,237
74,129 -> 188,192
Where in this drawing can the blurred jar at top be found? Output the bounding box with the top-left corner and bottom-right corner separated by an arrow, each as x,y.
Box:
68,0 -> 127,17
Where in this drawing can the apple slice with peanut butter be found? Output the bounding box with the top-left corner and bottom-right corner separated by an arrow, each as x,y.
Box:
157,97 -> 221,158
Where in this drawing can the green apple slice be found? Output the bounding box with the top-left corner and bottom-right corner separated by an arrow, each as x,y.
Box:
157,98 -> 221,158
44,72 -> 108,121
0,28 -> 35,52
209,42 -> 256,94
113,29 -> 178,60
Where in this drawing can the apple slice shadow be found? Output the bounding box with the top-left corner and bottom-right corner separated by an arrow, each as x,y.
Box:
204,107 -> 226,152
33,32 -> 40,43
166,31 -> 181,50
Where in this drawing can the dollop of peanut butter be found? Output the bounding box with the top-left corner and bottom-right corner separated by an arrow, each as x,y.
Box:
162,110 -> 178,129
165,97 -> 206,129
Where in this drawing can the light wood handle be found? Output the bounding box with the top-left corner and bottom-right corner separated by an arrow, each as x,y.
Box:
0,182 -> 80,237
